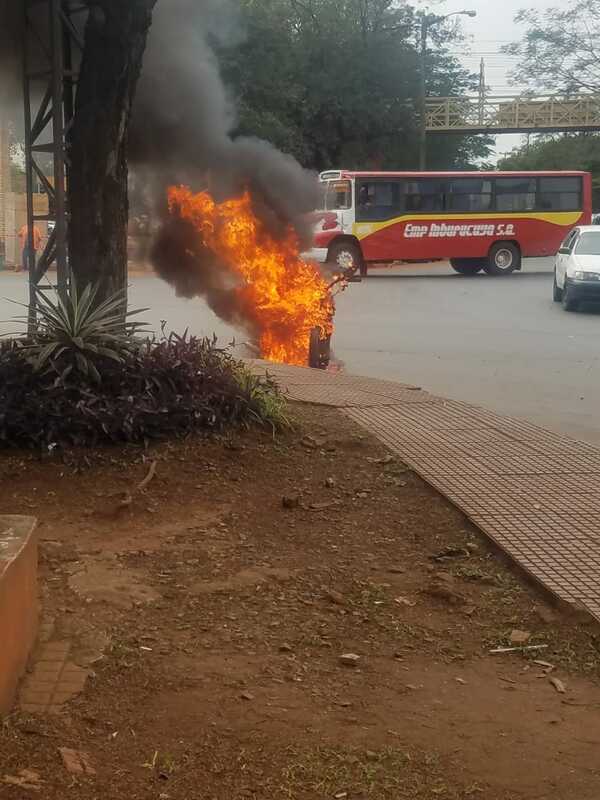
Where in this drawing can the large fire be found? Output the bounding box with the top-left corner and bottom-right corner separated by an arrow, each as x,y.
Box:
167,185 -> 334,366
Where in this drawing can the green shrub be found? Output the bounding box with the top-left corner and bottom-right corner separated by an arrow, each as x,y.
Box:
13,282 -> 147,383
0,285 -> 286,449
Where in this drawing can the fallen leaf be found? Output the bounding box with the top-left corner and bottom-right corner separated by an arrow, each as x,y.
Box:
430,546 -> 469,562
59,748 -> 96,776
339,653 -> 361,667
2,769 -> 43,791
301,435 -> 326,450
324,589 -> 346,606
424,584 -> 466,605
309,501 -> 338,511
549,677 -> 566,694
509,629 -> 531,646
394,596 -> 416,607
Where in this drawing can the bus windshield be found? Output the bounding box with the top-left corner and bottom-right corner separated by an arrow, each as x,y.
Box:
319,180 -> 352,211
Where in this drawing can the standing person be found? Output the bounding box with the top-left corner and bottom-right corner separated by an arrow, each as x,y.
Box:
17,223 -> 42,273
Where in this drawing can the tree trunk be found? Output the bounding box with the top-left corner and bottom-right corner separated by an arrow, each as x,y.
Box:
69,0 -> 157,301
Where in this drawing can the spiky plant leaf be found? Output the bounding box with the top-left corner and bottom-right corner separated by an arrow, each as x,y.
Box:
7,279 -> 149,382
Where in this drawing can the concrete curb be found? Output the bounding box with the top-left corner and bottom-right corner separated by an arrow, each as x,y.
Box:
0,516 -> 38,714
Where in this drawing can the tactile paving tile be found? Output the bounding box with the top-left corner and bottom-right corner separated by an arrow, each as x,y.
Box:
247,366 -> 435,407
247,362 -> 427,404
446,399 -> 600,455
282,385 -> 412,408
444,491 -> 600,517
371,402 -> 494,432
281,384 -> 437,408
345,404 -> 600,619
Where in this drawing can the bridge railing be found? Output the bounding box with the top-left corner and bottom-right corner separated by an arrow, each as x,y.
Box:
426,95 -> 600,134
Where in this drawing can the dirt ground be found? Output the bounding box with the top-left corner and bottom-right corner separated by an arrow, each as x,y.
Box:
1,403 -> 600,800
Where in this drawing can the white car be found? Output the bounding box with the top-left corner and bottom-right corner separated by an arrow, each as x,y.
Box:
553,226 -> 600,311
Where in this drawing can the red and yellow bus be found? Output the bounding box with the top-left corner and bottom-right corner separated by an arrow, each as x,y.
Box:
308,170 -> 592,276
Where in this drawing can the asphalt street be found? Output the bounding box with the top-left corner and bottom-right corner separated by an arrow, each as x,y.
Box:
334,259 -> 600,446
1,257 -> 599,445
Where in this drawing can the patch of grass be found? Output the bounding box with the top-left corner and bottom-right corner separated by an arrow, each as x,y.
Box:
274,745 -> 470,799
233,364 -> 291,432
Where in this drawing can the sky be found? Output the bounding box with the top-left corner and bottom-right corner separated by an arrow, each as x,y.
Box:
431,0 -> 551,160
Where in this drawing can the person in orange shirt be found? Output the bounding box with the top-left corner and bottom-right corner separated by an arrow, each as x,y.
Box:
17,223 -> 42,272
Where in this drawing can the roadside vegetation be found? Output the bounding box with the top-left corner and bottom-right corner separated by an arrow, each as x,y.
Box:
0,283 -> 285,450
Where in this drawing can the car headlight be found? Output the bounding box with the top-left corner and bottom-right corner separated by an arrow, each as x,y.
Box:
574,271 -> 600,281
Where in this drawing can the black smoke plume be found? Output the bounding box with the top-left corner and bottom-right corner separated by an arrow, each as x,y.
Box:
130,0 -> 321,333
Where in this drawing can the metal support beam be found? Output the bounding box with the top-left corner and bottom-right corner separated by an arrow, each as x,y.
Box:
23,0 -> 83,331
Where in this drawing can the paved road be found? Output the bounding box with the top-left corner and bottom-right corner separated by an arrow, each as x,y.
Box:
335,259 -> 600,445
2,256 -> 599,444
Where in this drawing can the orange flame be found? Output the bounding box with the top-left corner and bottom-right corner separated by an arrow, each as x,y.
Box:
167,185 -> 333,366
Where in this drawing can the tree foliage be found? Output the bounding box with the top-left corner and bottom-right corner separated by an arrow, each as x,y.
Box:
499,134 -> 600,200
219,0 -> 492,171
505,0 -> 600,94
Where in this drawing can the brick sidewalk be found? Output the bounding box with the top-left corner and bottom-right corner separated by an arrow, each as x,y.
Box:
249,359 -> 600,622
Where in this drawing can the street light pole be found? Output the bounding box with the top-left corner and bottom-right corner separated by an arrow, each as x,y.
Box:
418,9 -> 477,171
419,16 -> 429,171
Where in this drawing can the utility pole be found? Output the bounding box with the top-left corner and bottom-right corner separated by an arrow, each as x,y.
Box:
418,8 -> 477,171
419,16 -> 428,171
478,58 -> 486,127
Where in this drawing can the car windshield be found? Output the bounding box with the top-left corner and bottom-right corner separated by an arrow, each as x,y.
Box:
575,232 -> 600,256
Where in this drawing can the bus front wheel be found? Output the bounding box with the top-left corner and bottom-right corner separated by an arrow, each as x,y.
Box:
484,242 -> 521,276
450,259 -> 484,276
328,241 -> 366,277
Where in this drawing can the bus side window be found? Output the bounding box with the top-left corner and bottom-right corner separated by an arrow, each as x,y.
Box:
538,177 -> 582,211
447,178 -> 493,212
356,181 -> 404,221
406,180 -> 445,213
358,185 -> 371,209
495,177 -> 536,212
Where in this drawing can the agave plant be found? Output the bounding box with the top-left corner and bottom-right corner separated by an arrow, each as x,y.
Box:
11,281 -> 149,383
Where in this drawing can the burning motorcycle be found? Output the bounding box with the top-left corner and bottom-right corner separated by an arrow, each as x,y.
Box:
308,266 -> 361,369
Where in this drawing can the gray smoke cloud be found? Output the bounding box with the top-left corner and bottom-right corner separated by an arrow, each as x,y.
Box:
132,0 -> 320,222
130,0 -> 321,331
